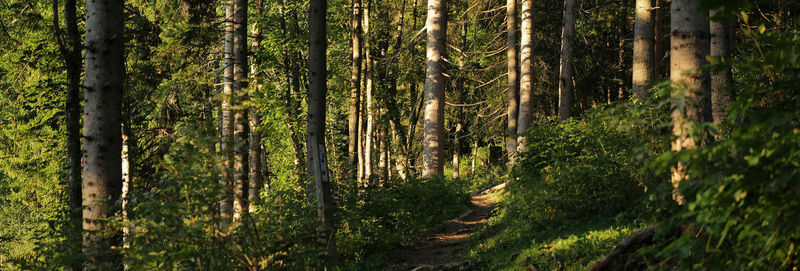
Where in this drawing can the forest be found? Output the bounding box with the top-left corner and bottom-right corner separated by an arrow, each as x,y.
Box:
1,0 -> 799,269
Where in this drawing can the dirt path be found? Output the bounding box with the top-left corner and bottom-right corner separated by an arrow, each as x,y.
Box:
383,183 -> 505,271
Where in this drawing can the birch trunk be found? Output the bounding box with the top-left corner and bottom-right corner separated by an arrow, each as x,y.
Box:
363,0 -> 374,182
81,0 -> 124,266
506,0 -> 520,165
670,0 -> 711,204
308,0 -> 338,264
348,0 -> 363,178
557,0 -> 576,120
516,0 -> 534,153
422,0 -> 447,178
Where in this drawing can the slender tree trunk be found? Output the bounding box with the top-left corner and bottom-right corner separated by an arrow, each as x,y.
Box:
357,73 -> 365,184
308,0 -> 338,264
52,0 -> 83,268
471,138 -> 478,175
363,0 -> 374,182
670,0 -> 711,205
82,0 -> 124,267
557,0 -> 576,120
220,0 -> 235,226
249,0 -> 264,213
618,38 -> 625,100
348,0 -> 363,179
453,22 -> 466,179
654,0 -> 665,79
633,0 -> 655,98
422,0 -> 447,178
710,9 -> 734,127
121,97 -> 134,270
506,0 -> 520,165
516,0 -> 534,153
232,0 -> 249,222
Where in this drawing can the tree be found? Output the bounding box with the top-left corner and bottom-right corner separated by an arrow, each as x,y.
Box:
506,0 -> 520,164
669,0 -> 711,204
422,0 -> 447,178
51,0 -> 82,268
220,0 -> 235,225
633,0 -> 656,98
81,0 -> 124,267
249,0 -> 264,213
364,0 -> 374,182
710,9 -> 734,127
308,0 -> 338,265
557,0 -> 576,120
232,0 -> 249,222
516,0 -> 533,153
348,0 -> 363,179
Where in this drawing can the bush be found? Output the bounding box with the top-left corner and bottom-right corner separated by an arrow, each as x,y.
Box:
515,100 -> 670,223
648,24 -> 800,270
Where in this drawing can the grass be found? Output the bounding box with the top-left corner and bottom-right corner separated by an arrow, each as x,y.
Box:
460,188 -> 645,271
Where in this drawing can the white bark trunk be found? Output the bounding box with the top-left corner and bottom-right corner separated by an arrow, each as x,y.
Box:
422,0 -> 447,178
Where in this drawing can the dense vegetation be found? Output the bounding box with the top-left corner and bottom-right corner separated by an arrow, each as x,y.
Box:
1,0 -> 799,270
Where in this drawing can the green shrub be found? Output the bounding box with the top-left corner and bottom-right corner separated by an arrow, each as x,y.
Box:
516,100 -> 669,223
649,23 -> 800,270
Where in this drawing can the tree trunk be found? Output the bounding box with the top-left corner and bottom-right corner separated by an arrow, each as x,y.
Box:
121,98 -> 134,268
453,22 -> 467,179
232,0 -> 249,222
710,9 -> 734,128
516,0 -> 534,153
249,0 -> 264,213
506,0 -> 520,165
52,0 -> 83,268
654,0 -> 665,79
557,0 -> 576,120
348,0 -> 363,179
422,0 -> 447,178
308,0 -> 339,264
669,0 -> 711,205
633,0 -> 655,98
82,0 -> 124,267
363,0 -> 374,183
220,0 -> 235,226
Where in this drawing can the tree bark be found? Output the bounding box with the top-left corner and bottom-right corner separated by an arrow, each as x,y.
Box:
348,0 -> 363,179
308,0 -> 339,264
422,0 -> 447,178
516,0 -> 534,153
506,0 -> 520,165
81,0 -> 124,267
654,0 -> 665,79
363,0 -> 374,182
670,0 -> 711,205
220,0 -> 235,226
232,0 -> 249,222
633,0 -> 655,98
710,9 -> 734,127
52,0 -> 83,268
557,0 -> 576,120
249,0 -> 264,213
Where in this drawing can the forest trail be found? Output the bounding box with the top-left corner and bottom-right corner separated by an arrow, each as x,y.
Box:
383,183 -> 506,271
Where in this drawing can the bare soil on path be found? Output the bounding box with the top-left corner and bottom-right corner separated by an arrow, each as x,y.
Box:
383,183 -> 505,271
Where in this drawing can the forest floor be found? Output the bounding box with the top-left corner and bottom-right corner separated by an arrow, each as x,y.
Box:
383,183 -> 506,271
